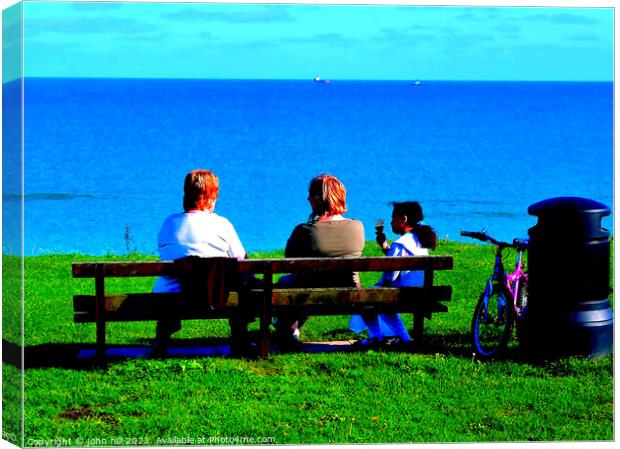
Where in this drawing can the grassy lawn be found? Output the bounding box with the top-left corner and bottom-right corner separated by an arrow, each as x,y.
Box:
2,240 -> 614,445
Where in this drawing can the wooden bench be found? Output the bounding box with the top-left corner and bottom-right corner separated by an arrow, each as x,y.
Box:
72,255 -> 453,360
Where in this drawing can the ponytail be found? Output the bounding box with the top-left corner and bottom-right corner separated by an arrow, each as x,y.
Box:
413,224 -> 437,250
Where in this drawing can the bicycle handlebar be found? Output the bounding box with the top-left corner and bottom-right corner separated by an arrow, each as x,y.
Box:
460,230 -> 500,245
512,238 -> 529,251
460,230 -> 528,250
460,230 -> 488,240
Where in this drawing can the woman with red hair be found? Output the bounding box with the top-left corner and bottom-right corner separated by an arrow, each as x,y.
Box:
152,169 -> 247,354
275,174 -> 365,348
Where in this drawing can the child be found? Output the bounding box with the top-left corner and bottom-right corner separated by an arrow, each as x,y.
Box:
349,201 -> 437,346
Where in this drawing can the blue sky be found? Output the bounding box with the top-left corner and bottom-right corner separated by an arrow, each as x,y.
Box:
2,1 -> 615,81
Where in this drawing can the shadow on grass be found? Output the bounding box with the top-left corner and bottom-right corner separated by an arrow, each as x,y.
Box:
2,338 -> 235,370
320,327 -> 480,357
3,331 -> 546,370
3,337 -> 370,370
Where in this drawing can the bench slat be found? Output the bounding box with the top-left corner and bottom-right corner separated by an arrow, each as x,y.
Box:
73,286 -> 451,323
73,292 -> 240,323
72,256 -> 453,278
274,302 -> 449,316
270,286 -> 450,316
73,262 -> 175,278
271,286 -> 451,306
262,256 -> 453,273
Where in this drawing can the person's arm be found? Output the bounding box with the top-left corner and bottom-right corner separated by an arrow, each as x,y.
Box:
285,224 -> 310,258
354,220 -> 366,255
223,220 -> 246,260
376,227 -> 389,255
376,243 -> 402,286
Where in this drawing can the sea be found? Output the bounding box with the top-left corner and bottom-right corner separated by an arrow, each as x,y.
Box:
2,78 -> 614,256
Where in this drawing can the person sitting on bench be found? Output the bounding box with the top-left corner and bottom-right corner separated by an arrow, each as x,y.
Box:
152,169 -> 247,354
349,201 -> 437,347
274,173 -> 365,348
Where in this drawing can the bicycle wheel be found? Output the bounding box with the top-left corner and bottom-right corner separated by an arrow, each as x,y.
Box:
471,283 -> 515,359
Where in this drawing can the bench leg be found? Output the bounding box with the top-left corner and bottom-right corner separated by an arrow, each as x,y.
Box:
413,313 -> 425,343
96,319 -> 106,364
258,267 -> 273,358
95,265 -> 107,365
258,311 -> 270,358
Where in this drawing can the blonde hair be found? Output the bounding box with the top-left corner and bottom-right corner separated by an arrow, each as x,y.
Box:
183,169 -> 219,212
308,174 -> 347,218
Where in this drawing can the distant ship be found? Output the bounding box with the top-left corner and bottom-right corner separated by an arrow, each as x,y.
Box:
314,75 -> 331,84
411,79 -> 422,86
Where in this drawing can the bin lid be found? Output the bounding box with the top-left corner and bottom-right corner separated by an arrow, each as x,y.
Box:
528,197 -> 610,218
528,197 -> 610,241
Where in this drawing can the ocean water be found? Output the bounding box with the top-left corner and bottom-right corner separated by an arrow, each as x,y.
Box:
2,79 -> 614,255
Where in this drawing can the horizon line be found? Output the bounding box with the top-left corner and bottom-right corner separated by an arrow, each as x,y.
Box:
4,76 -> 613,83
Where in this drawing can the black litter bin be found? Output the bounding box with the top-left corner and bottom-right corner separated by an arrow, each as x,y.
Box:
523,197 -> 613,359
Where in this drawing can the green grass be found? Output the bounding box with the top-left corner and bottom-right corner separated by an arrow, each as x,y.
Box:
2,241 -> 614,445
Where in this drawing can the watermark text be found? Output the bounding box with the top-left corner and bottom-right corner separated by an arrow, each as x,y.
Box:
23,435 -> 276,447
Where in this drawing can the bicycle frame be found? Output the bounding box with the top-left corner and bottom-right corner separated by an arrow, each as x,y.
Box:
486,244 -> 528,319
506,248 -> 528,317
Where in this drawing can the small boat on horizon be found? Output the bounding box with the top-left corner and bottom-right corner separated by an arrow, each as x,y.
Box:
411,79 -> 422,86
314,75 -> 331,84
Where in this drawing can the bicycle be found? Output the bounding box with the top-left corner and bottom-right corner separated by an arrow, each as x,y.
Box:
460,230 -> 529,359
